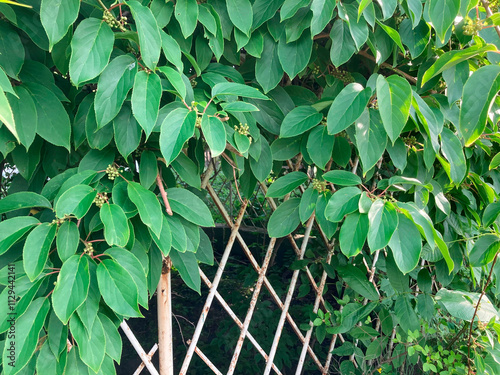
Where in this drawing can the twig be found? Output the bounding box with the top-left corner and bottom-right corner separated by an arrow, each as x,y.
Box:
481,0 -> 500,39
467,253 -> 499,372
156,174 -> 173,216
358,50 -> 417,84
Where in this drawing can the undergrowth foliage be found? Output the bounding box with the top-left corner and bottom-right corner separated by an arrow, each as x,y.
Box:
1,0 -> 500,373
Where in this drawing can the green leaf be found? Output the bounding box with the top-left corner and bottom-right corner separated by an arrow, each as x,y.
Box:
113,103 -> 142,159
105,247 -> 148,308
170,249 -> 201,293
127,0 -> 161,69
280,106 -> 323,138
469,235 -> 500,267
2,298 -> 49,375
97,258 -> 143,317
483,202 -> 500,227
299,187 -> 319,223
221,101 -> 259,112
0,216 -> 39,255
139,150 -> 157,189
201,114 -> 226,157
95,54 -> 137,128
311,0 -> 336,36
389,214 -> 422,274
36,341 -> 66,375
354,108 -> 387,172
428,0 -> 460,43
55,184 -> 97,219
255,32 -> 283,93
307,125 -> 335,170
127,181 -> 163,237
439,127 -> 466,184
25,82 -> 71,150
323,171 -> 361,186
267,198 -> 301,238
40,0 -> 79,49
69,18 -> 114,87
337,265 -> 379,300
399,19 -> 430,59
52,255 -> 90,324
171,153 -> 201,189
166,214 -> 187,252
0,22 -> 24,79
23,222 -> 56,281
160,31 -> 184,71
324,187 -> 361,222
278,29 -> 313,79
166,188 -> 215,227
69,314 -> 105,372
339,212 -> 369,257
158,66 -> 186,99
212,82 -> 268,100
327,83 -> 371,134
174,0 -> 199,38
367,200 -> 398,252
421,44 -> 497,86
266,171 -> 308,198
376,75 -> 412,144
375,20 -> 405,54
86,103 -> 113,150
250,134 -> 273,181
56,220 -> 79,262
100,204 -> 130,247
98,313 -> 122,363
159,108 -> 196,165
489,152 -> 500,170
7,85 -> 37,149
394,295 -> 419,333
329,19 -> 356,67
0,191 -> 51,214
459,65 -> 500,146
436,289 -> 500,322
149,215 -> 172,256
226,0 -> 252,35
0,89 -> 17,141
131,71 -> 161,137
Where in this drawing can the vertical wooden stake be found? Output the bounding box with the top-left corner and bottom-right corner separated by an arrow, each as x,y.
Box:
158,256 -> 174,375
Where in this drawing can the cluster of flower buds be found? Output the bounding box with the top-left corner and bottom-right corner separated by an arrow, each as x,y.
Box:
403,135 -> 417,147
190,78 -> 197,88
51,218 -> 66,226
195,116 -> 202,128
94,192 -> 108,208
311,65 -> 321,75
463,17 -> 483,36
332,68 -> 354,84
84,242 -> 94,256
235,122 -> 250,136
312,179 -> 327,193
368,98 -> 379,110
103,10 -> 127,31
106,164 -> 120,180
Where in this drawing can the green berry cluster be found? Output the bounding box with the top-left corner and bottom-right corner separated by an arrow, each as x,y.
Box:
190,78 -> 197,88
235,122 -> 250,136
106,164 -> 120,180
332,68 -> 354,84
84,242 -> 94,256
311,65 -> 321,75
403,135 -> 417,146
94,193 -> 108,208
395,15 -> 405,27
103,10 -> 127,31
195,116 -> 202,128
312,179 -> 327,193
463,17 -> 483,35
51,218 -> 66,226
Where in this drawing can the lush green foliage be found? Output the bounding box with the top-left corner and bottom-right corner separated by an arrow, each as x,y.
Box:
1,0 -> 500,373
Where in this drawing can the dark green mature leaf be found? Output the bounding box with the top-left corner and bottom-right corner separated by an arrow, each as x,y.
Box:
399,19 -> 430,59
280,106 -> 323,138
394,295 -> 419,333
160,108 -> 196,165
161,31 -> 184,71
149,215 -> 172,256
40,0 -> 79,49
23,222 -> 56,281
170,249 -> 201,293
278,29 -> 313,79
266,171 -> 308,198
158,66 -> 186,99
127,181 -> 163,237
469,235 -> 500,267
323,171 -> 361,186
95,54 -> 137,128
367,200 -> 398,252
212,82 -> 268,99
128,0 -> 161,69
337,265 -> 379,300
267,198 -> 301,238
69,18 -> 114,87
439,127 -> 466,184
2,298 -> 50,375
355,108 -> 387,172
436,289 -> 500,322
311,0 -> 336,36
226,0 -> 252,35
36,341 -> 66,375
0,22 -> 24,79
131,71 -> 161,137
324,187 -> 361,222
339,212 -> 369,257
0,89 -> 16,141
166,188 -> 214,227
56,220 -> 79,262
389,214 -> 422,274
307,125 -> 335,170
7,85 -> 37,149
52,255 -> 90,324
97,258 -> 143,317
327,83 -> 371,134
114,103 -> 142,159
0,216 -> 39,255
100,204 -> 130,247
459,65 -> 500,146
70,314 -> 105,372
166,214 -> 187,252
299,187 -> 319,223
25,82 -> 71,150
428,0 -> 460,43
256,32 -> 283,93
0,191 -> 50,214
174,0 -> 199,38
55,184 -> 96,219
483,202 -> 500,227
376,75 -> 411,144
250,134 -> 273,181
201,114 -> 226,157
139,150 -> 157,189
99,313 -> 122,363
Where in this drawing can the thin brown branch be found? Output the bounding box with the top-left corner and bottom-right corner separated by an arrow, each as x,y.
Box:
358,50 -> 418,85
156,174 -> 173,216
481,0 -> 500,39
